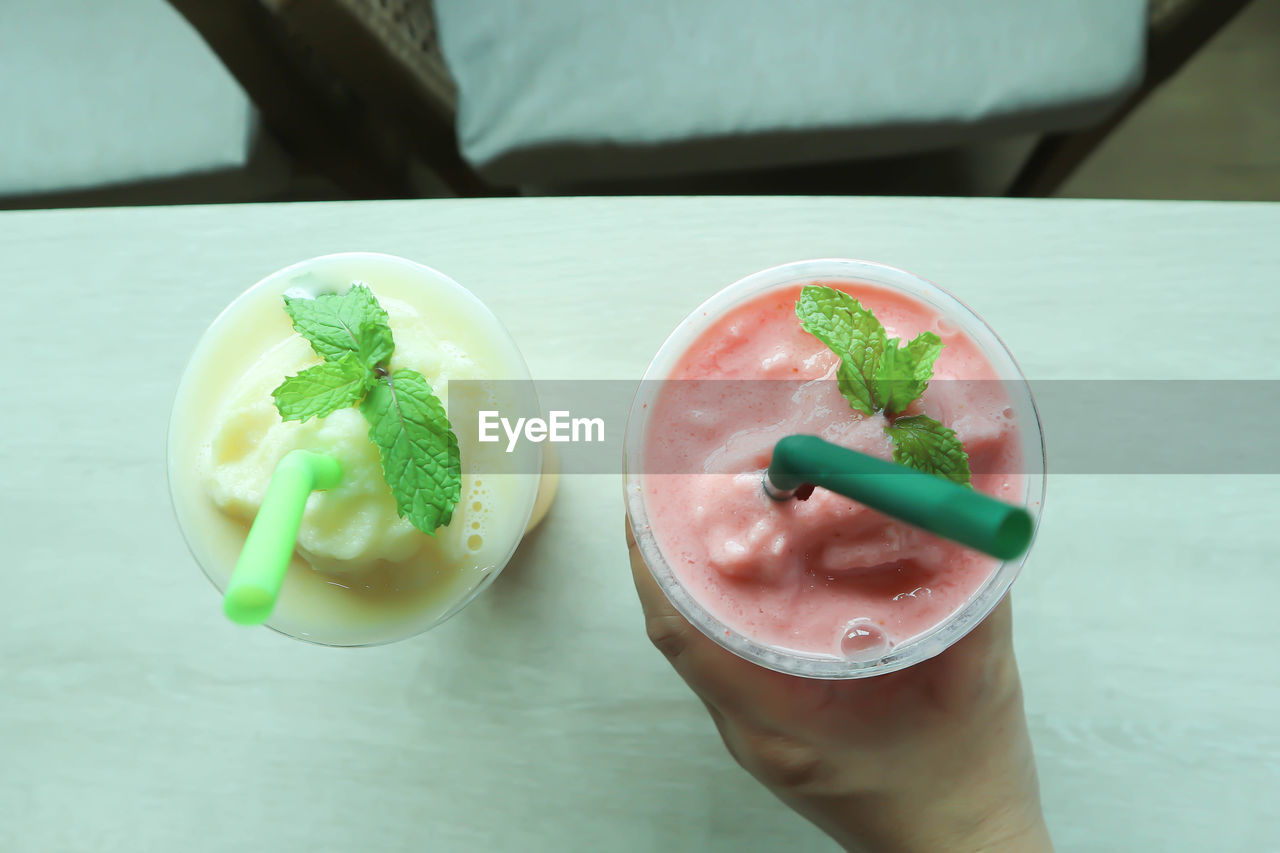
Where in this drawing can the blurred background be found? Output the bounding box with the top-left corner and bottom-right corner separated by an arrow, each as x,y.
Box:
2,0 -> 1276,210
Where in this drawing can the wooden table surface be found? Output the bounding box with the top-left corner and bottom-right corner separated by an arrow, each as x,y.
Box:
3,197 -> 1277,852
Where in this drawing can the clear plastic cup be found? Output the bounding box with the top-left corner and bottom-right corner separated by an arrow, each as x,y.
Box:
168,252 -> 554,646
624,259 -> 1046,678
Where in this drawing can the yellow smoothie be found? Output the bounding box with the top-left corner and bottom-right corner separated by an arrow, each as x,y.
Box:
168,253 -> 550,646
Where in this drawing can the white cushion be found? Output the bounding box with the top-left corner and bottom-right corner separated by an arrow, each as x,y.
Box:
0,0 -> 254,196
435,0 -> 1145,184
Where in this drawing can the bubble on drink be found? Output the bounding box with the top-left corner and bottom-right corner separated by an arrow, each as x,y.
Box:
839,618 -> 889,661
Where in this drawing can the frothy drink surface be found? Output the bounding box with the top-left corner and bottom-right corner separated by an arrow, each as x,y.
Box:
642,282 -> 1023,659
169,258 -> 541,645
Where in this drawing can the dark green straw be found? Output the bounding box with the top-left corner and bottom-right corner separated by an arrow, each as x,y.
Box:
765,435 -> 1033,560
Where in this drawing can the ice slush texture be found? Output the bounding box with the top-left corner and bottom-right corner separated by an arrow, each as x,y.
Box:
642,282 -> 1023,657
203,294 -> 480,575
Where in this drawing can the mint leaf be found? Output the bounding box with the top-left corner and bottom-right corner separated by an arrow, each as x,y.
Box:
284,284 -> 394,369
272,353 -> 374,422
796,286 -> 887,415
798,287 -> 967,484
798,286 -> 946,416
360,368 -> 461,534
876,331 -> 943,416
885,415 -> 971,485
271,284 -> 462,536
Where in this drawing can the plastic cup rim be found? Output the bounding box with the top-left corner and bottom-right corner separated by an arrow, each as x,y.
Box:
623,258 -> 1047,679
165,251 -> 542,647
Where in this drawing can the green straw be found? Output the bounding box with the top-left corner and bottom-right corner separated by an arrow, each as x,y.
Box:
223,450 -> 342,625
765,435 -> 1033,560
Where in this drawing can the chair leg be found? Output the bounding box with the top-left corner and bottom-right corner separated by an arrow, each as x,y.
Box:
1009,0 -> 1259,197
1007,93 -> 1141,197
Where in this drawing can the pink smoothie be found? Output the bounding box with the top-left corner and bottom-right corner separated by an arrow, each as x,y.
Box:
642,281 -> 1023,659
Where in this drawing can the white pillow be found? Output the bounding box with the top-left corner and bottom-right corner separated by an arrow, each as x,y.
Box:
1,0 -> 253,196
435,0 -> 1145,184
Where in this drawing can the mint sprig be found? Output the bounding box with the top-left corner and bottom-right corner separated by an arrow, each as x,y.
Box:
885,415 -> 971,485
361,369 -> 462,531
796,285 -> 970,485
876,332 -> 943,417
271,285 -> 460,534
284,283 -> 394,369
794,285 -> 886,415
273,353 -> 374,423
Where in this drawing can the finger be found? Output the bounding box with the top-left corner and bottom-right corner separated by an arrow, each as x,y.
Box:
626,516 -> 797,719
947,593 -> 1015,664
969,593 -> 1019,680
978,594 -> 1013,639
902,593 -> 1019,709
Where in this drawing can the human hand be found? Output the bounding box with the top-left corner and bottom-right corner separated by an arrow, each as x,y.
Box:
627,520 -> 1053,853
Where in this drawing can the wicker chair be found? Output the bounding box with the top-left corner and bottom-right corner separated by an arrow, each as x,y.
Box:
167,0 -> 477,197
170,0 -> 1259,198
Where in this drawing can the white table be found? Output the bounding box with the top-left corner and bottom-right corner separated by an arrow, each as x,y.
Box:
3,197 -> 1277,852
